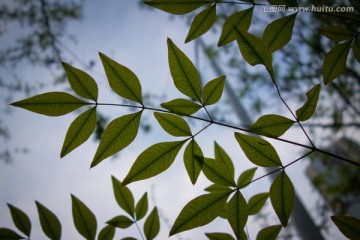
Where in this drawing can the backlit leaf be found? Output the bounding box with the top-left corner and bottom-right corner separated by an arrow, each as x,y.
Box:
270,171 -> 294,227
237,167 -> 257,188
161,98 -> 202,115
331,215 -> 360,239
227,191 -> 248,239
61,107 -> 97,158
7,204 -> 31,237
167,38 -> 202,101
145,0 -> 210,15
218,7 -> 253,47
295,84 -> 321,122
262,13 -> 297,52
202,76 -> 226,106
144,207 -> 160,240
186,4 -> 216,43
203,158 -> 236,186
205,232 -> 235,240
184,139 -> 204,184
97,225 -> 115,240
11,92 -> 88,117
267,0 -> 298,7
91,111 -> 142,167
71,195 -> 97,240
214,142 -> 234,177
0,228 -> 25,239
353,38 -> 360,63
99,52 -> 142,104
135,192 -> 148,221
249,114 -> 295,138
235,133 -> 282,167
170,192 -> 230,235
204,184 -> 232,194
320,26 -> 354,42
122,141 -> 186,185
112,176 -> 135,217
35,201 -> 62,240
248,192 -> 269,215
62,62 -> 98,101
154,112 -> 192,137
107,215 -> 133,229
256,225 -> 282,240
323,40 -> 351,85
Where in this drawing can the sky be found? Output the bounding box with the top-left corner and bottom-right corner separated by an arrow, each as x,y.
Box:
0,1 -> 345,239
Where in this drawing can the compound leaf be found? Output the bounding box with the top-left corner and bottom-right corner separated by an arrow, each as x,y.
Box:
249,114 -> 295,138
112,176 -> 135,217
203,158 -> 236,187
214,142 -> 234,177
186,4 -> 216,43
161,98 -> 202,116
135,192 -> 148,221
0,228 -> 25,239
145,0 -> 210,15
97,225 -> 115,240
7,204 -> 31,237
107,215 -> 133,229
184,139 -> 204,184
71,195 -> 97,240
205,232 -> 235,240
248,193 -> 269,215
144,207 -> 160,240
256,225 -> 282,240
35,201 -> 61,240
154,112 -> 192,137
295,84 -> 320,122
320,26 -> 354,42
204,184 -> 232,194
331,215 -> 360,239
227,191 -> 248,239
202,76 -> 226,106
237,167 -> 257,188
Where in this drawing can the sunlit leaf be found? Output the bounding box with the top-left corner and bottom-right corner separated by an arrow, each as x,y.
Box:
170,192 -> 230,235
35,201 -> 62,240
270,171 -> 294,227
91,111 -> 142,167
62,62 -> 98,101
235,133 -> 282,167
249,114 -> 295,137
214,142 -> 234,178
97,225 -> 115,240
256,225 -> 282,240
202,76 -> 226,106
320,26 -> 354,42
167,38 -> 202,101
11,92 -> 88,117
144,207 -> 160,240
145,0 -> 210,15
99,52 -> 142,104
262,13 -> 297,52
203,158 -> 236,186
107,215 -> 133,229
0,228 -> 25,239
71,194 -> 97,240
237,167 -> 257,188
7,204 -> 31,237
353,38 -> 360,63
61,107 -> 97,158
135,192 -> 148,221
218,7 -> 253,47
227,191 -> 248,239
331,216 -> 360,239
204,184 -> 232,194
186,4 -> 216,43
323,40 -> 351,85
112,176 -> 135,217
154,112 -> 192,137
267,0 -> 298,7
205,232 -> 236,240
295,84 -> 321,122
161,98 -> 202,116
248,192 -> 269,215
122,141 -> 186,185
184,139 -> 204,184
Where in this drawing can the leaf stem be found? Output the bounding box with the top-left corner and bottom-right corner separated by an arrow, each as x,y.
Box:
134,220 -> 145,240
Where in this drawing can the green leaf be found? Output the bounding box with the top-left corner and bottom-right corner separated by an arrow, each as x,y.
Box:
204,184 -> 232,194
227,191 -> 248,239
237,167 -> 257,188
161,98 -> 202,116
184,139 -> 204,184
353,38 -> 360,63
135,192 -> 148,221
144,207 -> 160,240
91,111 -> 142,167
61,107 -> 97,158
331,215 -> 360,239
249,114 -> 295,138
145,0 -> 210,15
214,142 -> 234,178
71,195 -> 97,240
121,238 -> 137,240
35,201 -> 62,240
97,225 -> 115,240
205,232 -> 235,240
235,133 -> 282,167
112,176 -> 135,217
99,52 -> 142,104
270,171 -> 294,227
62,62 -> 98,101
202,76 -> 226,106
218,7 -> 253,47
106,215 -> 134,229
203,158 -> 236,186
122,141 -> 186,185
256,225 -> 282,240
262,13 -> 297,52
186,4 -> 216,43
267,0 -> 298,7
0,228 -> 25,239
248,192 -> 269,215
323,40 -> 351,85
154,112 -> 192,137
7,204 -> 31,237
170,192 -> 230,236
11,92 -> 88,117
167,38 -> 202,101
320,26 -> 354,42
295,84 -> 321,122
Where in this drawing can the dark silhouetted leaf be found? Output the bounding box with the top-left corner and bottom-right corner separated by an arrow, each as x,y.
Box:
270,171 -> 294,227
99,52 -> 142,104
145,0 -> 210,15
107,215 -> 133,229
205,232 -> 235,240
203,158 -> 236,186
35,201 -> 62,240
154,112 -> 192,137
331,215 -> 360,239
11,92 -> 88,116
92,111 -> 142,167
112,176 -> 135,217
320,26 -> 354,42
267,0 -> 298,7
353,38 -> 360,63
135,192 -> 148,221
295,84 -> 321,122
256,225 -> 282,240
144,207 -> 160,240
249,114 -> 295,138
235,133 -> 282,167
349,0 -> 360,10
161,98 -> 202,116
7,204 -> 31,237
97,225 -> 115,240
122,141 -> 186,185
121,238 -> 137,240
186,4 -> 216,43
71,194 -> 97,240
214,142 -> 234,177
227,191 -> 248,239
202,76 -> 226,106
184,139 -> 204,184
237,167 -> 257,188
248,192 -> 269,215
0,228 -> 25,239
204,184 -> 232,194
